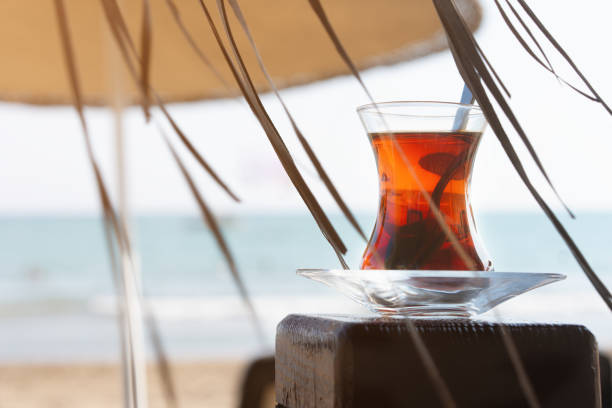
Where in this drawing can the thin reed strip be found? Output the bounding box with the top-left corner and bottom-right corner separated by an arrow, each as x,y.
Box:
145,305 -> 180,408
53,2 -> 145,406
104,0 -> 350,269
160,127 -> 266,345
494,1 -> 551,73
100,0 -> 266,349
433,0 -> 612,313
436,10 -> 609,406
100,0 -> 267,397
227,0 -> 366,241
101,0 -> 138,58
155,101 -> 241,202
473,41 -> 511,98
497,324 -> 541,408
405,323 -> 457,408
55,0 -> 131,280
435,1 -> 612,401
307,0 -> 374,102
101,221 -> 136,408
62,3 -> 183,405
503,1 -> 554,72
494,1 -> 598,102
99,0 -> 240,202
195,0 -> 349,267
217,0 -> 349,266
445,2 -> 579,220
163,0 -> 232,90
100,0 -> 143,110
515,0 -> 612,115
140,0 -> 152,120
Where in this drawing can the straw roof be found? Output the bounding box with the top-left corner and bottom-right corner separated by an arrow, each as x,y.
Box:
0,0 -> 481,106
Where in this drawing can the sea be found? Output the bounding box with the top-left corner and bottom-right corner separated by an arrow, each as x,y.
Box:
1,212 -> 611,363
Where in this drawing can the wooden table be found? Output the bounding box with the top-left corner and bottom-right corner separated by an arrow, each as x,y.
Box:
275,314 -> 601,408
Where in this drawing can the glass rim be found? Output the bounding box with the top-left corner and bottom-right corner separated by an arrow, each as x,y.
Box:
356,100 -> 483,118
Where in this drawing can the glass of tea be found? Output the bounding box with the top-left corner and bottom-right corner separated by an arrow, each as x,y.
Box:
357,101 -> 492,271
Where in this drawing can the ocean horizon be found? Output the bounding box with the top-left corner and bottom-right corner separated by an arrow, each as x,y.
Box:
1,211 -> 611,363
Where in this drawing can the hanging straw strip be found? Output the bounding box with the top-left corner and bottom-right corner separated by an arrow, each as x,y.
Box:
430,3 -> 548,407
144,309 -> 179,408
100,0 -> 264,343
432,0 -> 612,312
227,0 -> 366,241
140,0 -> 152,120
446,2 -> 578,220
195,0 -> 349,267
504,1 -> 554,72
163,0 -> 233,91
515,0 -> 612,115
53,1 -> 147,407
494,1 -> 599,102
305,1 -> 554,406
99,0 -> 240,203
160,124 -> 266,345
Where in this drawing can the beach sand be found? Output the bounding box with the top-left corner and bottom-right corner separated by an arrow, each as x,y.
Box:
0,360 -> 273,408
1,355 -> 609,407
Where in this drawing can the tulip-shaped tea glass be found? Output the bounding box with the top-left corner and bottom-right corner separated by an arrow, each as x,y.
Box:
358,101 -> 491,271
297,101 -> 565,317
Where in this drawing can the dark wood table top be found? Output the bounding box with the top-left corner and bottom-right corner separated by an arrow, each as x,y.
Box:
275,314 -> 601,408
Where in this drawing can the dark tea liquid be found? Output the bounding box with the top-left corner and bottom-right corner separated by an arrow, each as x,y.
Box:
361,131 -> 488,270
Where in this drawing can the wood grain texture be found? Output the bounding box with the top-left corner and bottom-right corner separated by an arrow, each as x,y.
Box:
275,314 -> 601,408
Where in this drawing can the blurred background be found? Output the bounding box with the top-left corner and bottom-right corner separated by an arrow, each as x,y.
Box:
0,1 -> 611,407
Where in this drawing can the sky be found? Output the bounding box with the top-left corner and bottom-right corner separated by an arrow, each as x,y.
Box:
0,1 -> 611,216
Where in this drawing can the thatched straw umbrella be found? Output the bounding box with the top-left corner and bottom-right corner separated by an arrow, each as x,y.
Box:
0,0 -> 481,406
0,0 -> 481,105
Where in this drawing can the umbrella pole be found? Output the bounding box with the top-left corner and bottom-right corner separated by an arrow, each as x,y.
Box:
113,105 -> 149,408
104,0 -> 148,398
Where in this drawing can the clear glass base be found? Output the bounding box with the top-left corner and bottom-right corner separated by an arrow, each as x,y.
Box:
297,269 -> 565,318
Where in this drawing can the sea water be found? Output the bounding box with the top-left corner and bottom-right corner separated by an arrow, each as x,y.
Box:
0,212 -> 610,362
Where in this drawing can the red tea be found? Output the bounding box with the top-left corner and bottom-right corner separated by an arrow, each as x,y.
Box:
361,131 -> 489,270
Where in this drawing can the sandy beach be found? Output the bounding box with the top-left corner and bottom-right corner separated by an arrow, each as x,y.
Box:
0,360 -> 272,408
2,353 -> 608,407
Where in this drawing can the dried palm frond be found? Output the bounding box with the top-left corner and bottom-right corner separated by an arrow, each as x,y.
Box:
494,1 -> 554,74
492,1 -> 597,103
163,0 -> 232,91
303,2 -> 549,406
435,2 -> 612,401
451,9 -> 576,219
514,0 -> 612,115
432,0 -> 612,312
140,0 -> 152,121
227,0 -> 366,241
307,0 -> 374,102
99,0 -> 240,203
97,1 -> 277,403
100,0 -> 268,333
159,124 -> 266,345
194,0 -> 349,268
53,2 -> 149,407
145,305 -> 179,408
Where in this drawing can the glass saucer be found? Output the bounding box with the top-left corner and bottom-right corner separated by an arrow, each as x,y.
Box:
297,269 -> 565,318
